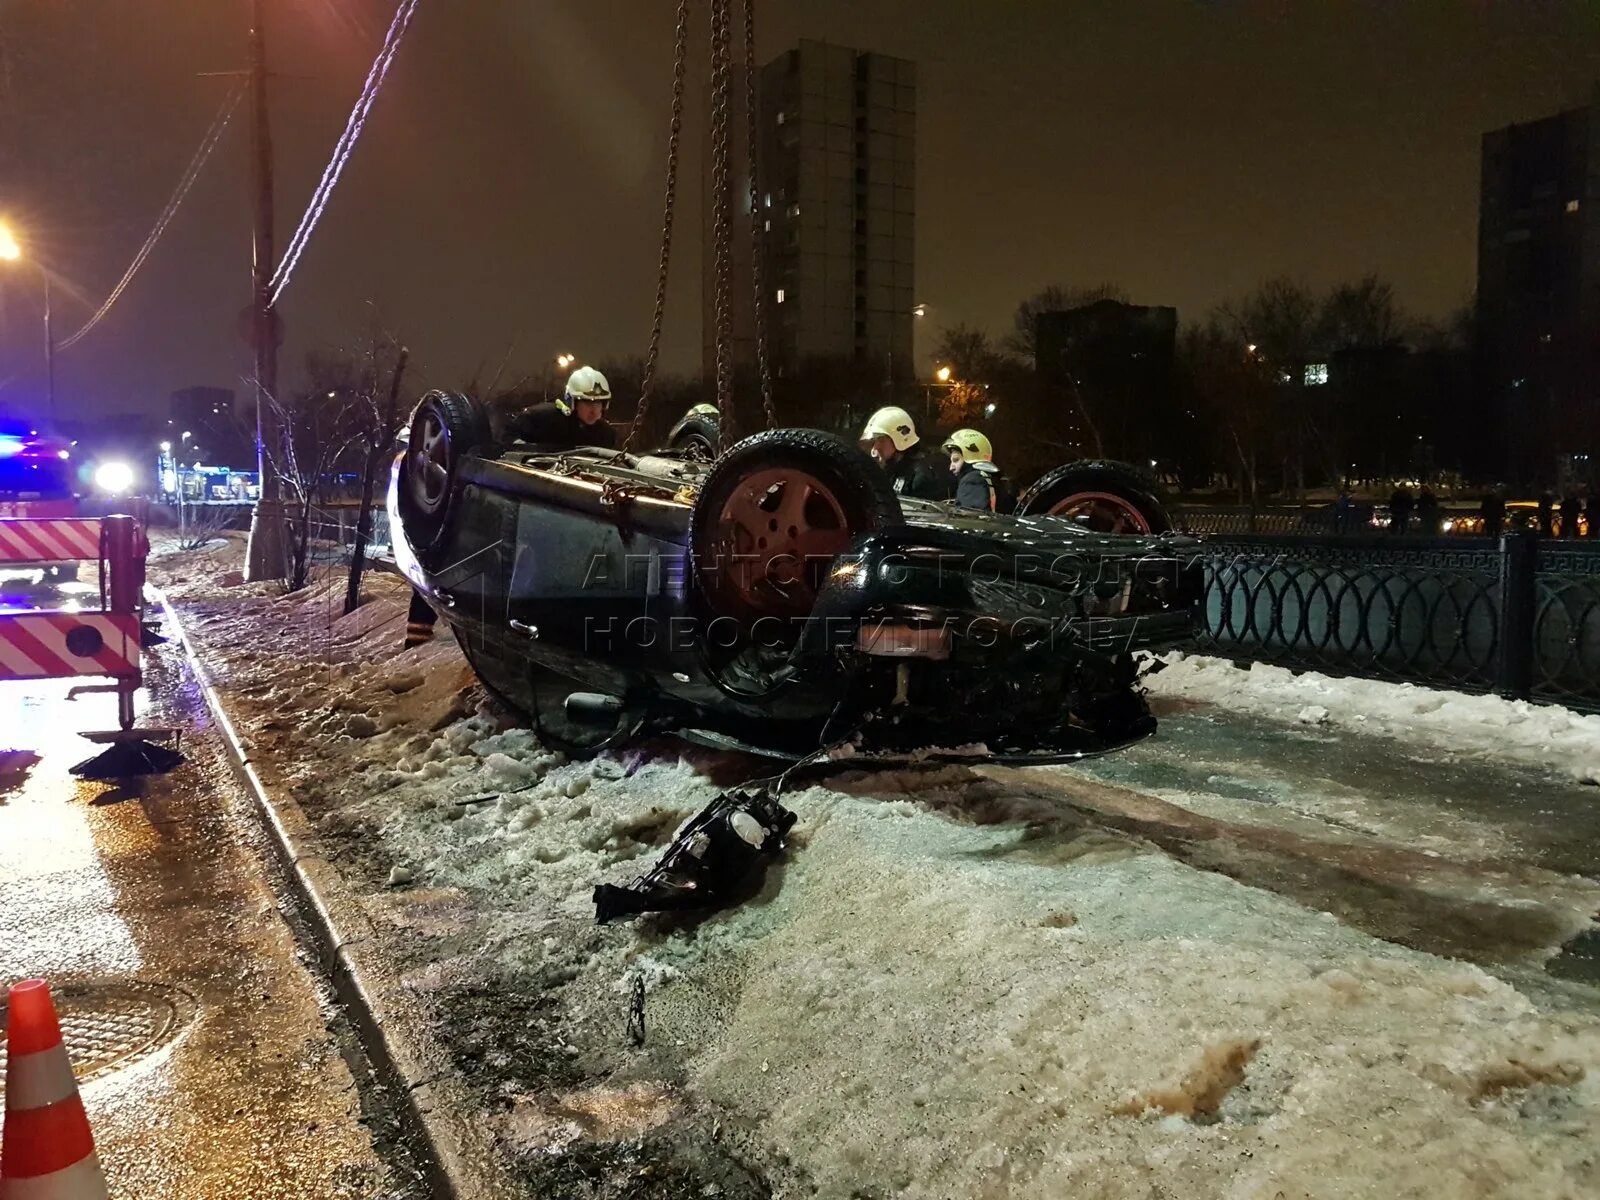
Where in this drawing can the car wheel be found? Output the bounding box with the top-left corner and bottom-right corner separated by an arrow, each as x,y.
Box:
398,390 -> 488,550
1014,459 -> 1171,534
666,410 -> 721,460
689,428 -> 903,627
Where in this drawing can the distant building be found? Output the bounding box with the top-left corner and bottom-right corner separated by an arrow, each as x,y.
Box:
704,40 -> 916,391
1478,91 -> 1600,482
170,386 -> 252,468
1034,300 -> 1179,467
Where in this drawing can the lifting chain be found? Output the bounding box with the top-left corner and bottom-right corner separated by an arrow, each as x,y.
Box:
709,0 -> 737,451
743,0 -> 775,432
622,0 -> 691,455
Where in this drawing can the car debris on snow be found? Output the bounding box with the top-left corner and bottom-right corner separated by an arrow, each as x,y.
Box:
593,788 -> 798,922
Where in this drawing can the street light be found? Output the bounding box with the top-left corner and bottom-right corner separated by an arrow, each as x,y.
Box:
556,353 -> 576,370
935,365 -> 951,383
0,218 -> 54,418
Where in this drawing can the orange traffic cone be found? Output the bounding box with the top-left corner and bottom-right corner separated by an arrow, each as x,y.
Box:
1,979 -> 109,1199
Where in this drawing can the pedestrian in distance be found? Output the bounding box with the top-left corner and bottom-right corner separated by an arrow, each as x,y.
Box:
1538,491 -> 1556,537
1416,486 -> 1441,536
1389,484 -> 1414,534
1561,492 -> 1582,538
1480,490 -> 1505,539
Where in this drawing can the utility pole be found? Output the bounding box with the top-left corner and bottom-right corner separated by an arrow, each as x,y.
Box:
243,0 -> 287,581
42,271 -> 54,421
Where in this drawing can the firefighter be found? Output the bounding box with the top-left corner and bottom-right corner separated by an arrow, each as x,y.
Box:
404,589 -> 437,649
859,406 -> 945,500
508,366 -> 617,448
942,428 -> 1005,511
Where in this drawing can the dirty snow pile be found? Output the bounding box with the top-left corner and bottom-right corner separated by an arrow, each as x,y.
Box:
1152,652 -> 1600,783
153,546 -> 1600,1199
375,743 -> 1600,1199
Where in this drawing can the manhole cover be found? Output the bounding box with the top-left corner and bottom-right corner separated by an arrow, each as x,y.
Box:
1,980 -> 196,1085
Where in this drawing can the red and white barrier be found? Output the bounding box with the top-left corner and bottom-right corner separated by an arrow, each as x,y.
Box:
0,515 -> 161,750
0,613 -> 141,680
0,518 -> 102,564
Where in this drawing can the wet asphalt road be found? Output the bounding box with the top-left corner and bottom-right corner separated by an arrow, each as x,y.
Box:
0,585 -> 415,1198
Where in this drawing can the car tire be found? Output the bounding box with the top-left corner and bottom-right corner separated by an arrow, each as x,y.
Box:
398,390 -> 488,551
1014,459 -> 1171,534
688,427 -> 903,627
666,409 -> 721,460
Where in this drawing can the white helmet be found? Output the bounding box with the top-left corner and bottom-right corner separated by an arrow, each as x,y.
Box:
558,365 -> 612,414
861,406 -> 919,452
941,428 -> 993,462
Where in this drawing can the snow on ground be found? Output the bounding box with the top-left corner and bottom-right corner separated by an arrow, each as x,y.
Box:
1151,651 -> 1600,784
150,538 -> 1600,1199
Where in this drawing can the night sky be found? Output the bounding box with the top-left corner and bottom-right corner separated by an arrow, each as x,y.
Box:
3,1 -> 1599,422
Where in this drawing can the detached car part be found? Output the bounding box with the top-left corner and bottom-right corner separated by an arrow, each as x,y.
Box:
593,788 -> 798,922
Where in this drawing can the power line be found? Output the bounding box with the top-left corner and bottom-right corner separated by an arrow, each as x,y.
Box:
268,0 -> 421,306
56,82 -> 245,352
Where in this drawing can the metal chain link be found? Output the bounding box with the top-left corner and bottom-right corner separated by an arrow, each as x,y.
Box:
710,0 -> 737,451
743,0 -> 775,430
622,0 -> 691,455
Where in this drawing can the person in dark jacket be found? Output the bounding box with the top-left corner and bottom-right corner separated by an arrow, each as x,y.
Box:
1538,491 -> 1557,537
507,365 -> 617,449
1480,490 -> 1506,538
859,406 -> 946,501
1389,485 -> 1414,534
942,428 -> 1005,511
1561,493 -> 1582,538
1416,486 -> 1441,535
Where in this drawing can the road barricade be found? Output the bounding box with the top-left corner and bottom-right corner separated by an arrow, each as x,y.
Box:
0,513 -> 181,776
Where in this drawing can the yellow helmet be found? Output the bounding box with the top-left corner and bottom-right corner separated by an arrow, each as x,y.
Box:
860,406 -> 919,451
941,428 -> 992,462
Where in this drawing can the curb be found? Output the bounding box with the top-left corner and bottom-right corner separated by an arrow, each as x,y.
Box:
152,587 -> 499,1198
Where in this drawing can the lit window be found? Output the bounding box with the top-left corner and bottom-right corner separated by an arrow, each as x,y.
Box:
776,288 -> 786,303
787,203 -> 800,218
763,219 -> 770,232
1277,369 -> 1293,386
763,193 -> 772,209
1304,363 -> 1329,386
776,111 -> 785,126
1567,199 -> 1581,213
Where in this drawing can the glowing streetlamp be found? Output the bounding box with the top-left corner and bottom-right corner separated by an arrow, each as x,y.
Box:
556,353 -> 576,370
935,365 -> 951,383
0,219 -> 54,416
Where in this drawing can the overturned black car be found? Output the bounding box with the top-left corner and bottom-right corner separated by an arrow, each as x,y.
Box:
390,391 -> 1202,762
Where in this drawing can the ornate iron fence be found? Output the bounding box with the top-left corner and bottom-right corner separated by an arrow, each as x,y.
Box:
1190,532 -> 1600,711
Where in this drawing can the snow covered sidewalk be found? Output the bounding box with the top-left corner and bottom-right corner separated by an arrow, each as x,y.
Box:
150,539 -> 1600,1200
1151,652 -> 1600,784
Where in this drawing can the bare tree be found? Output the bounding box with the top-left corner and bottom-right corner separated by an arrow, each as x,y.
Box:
264,355 -> 363,593
931,323 -> 1006,383
1003,282 -> 1128,363
1178,319 -> 1275,507
1317,274 -> 1407,350
1216,279 -> 1321,496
